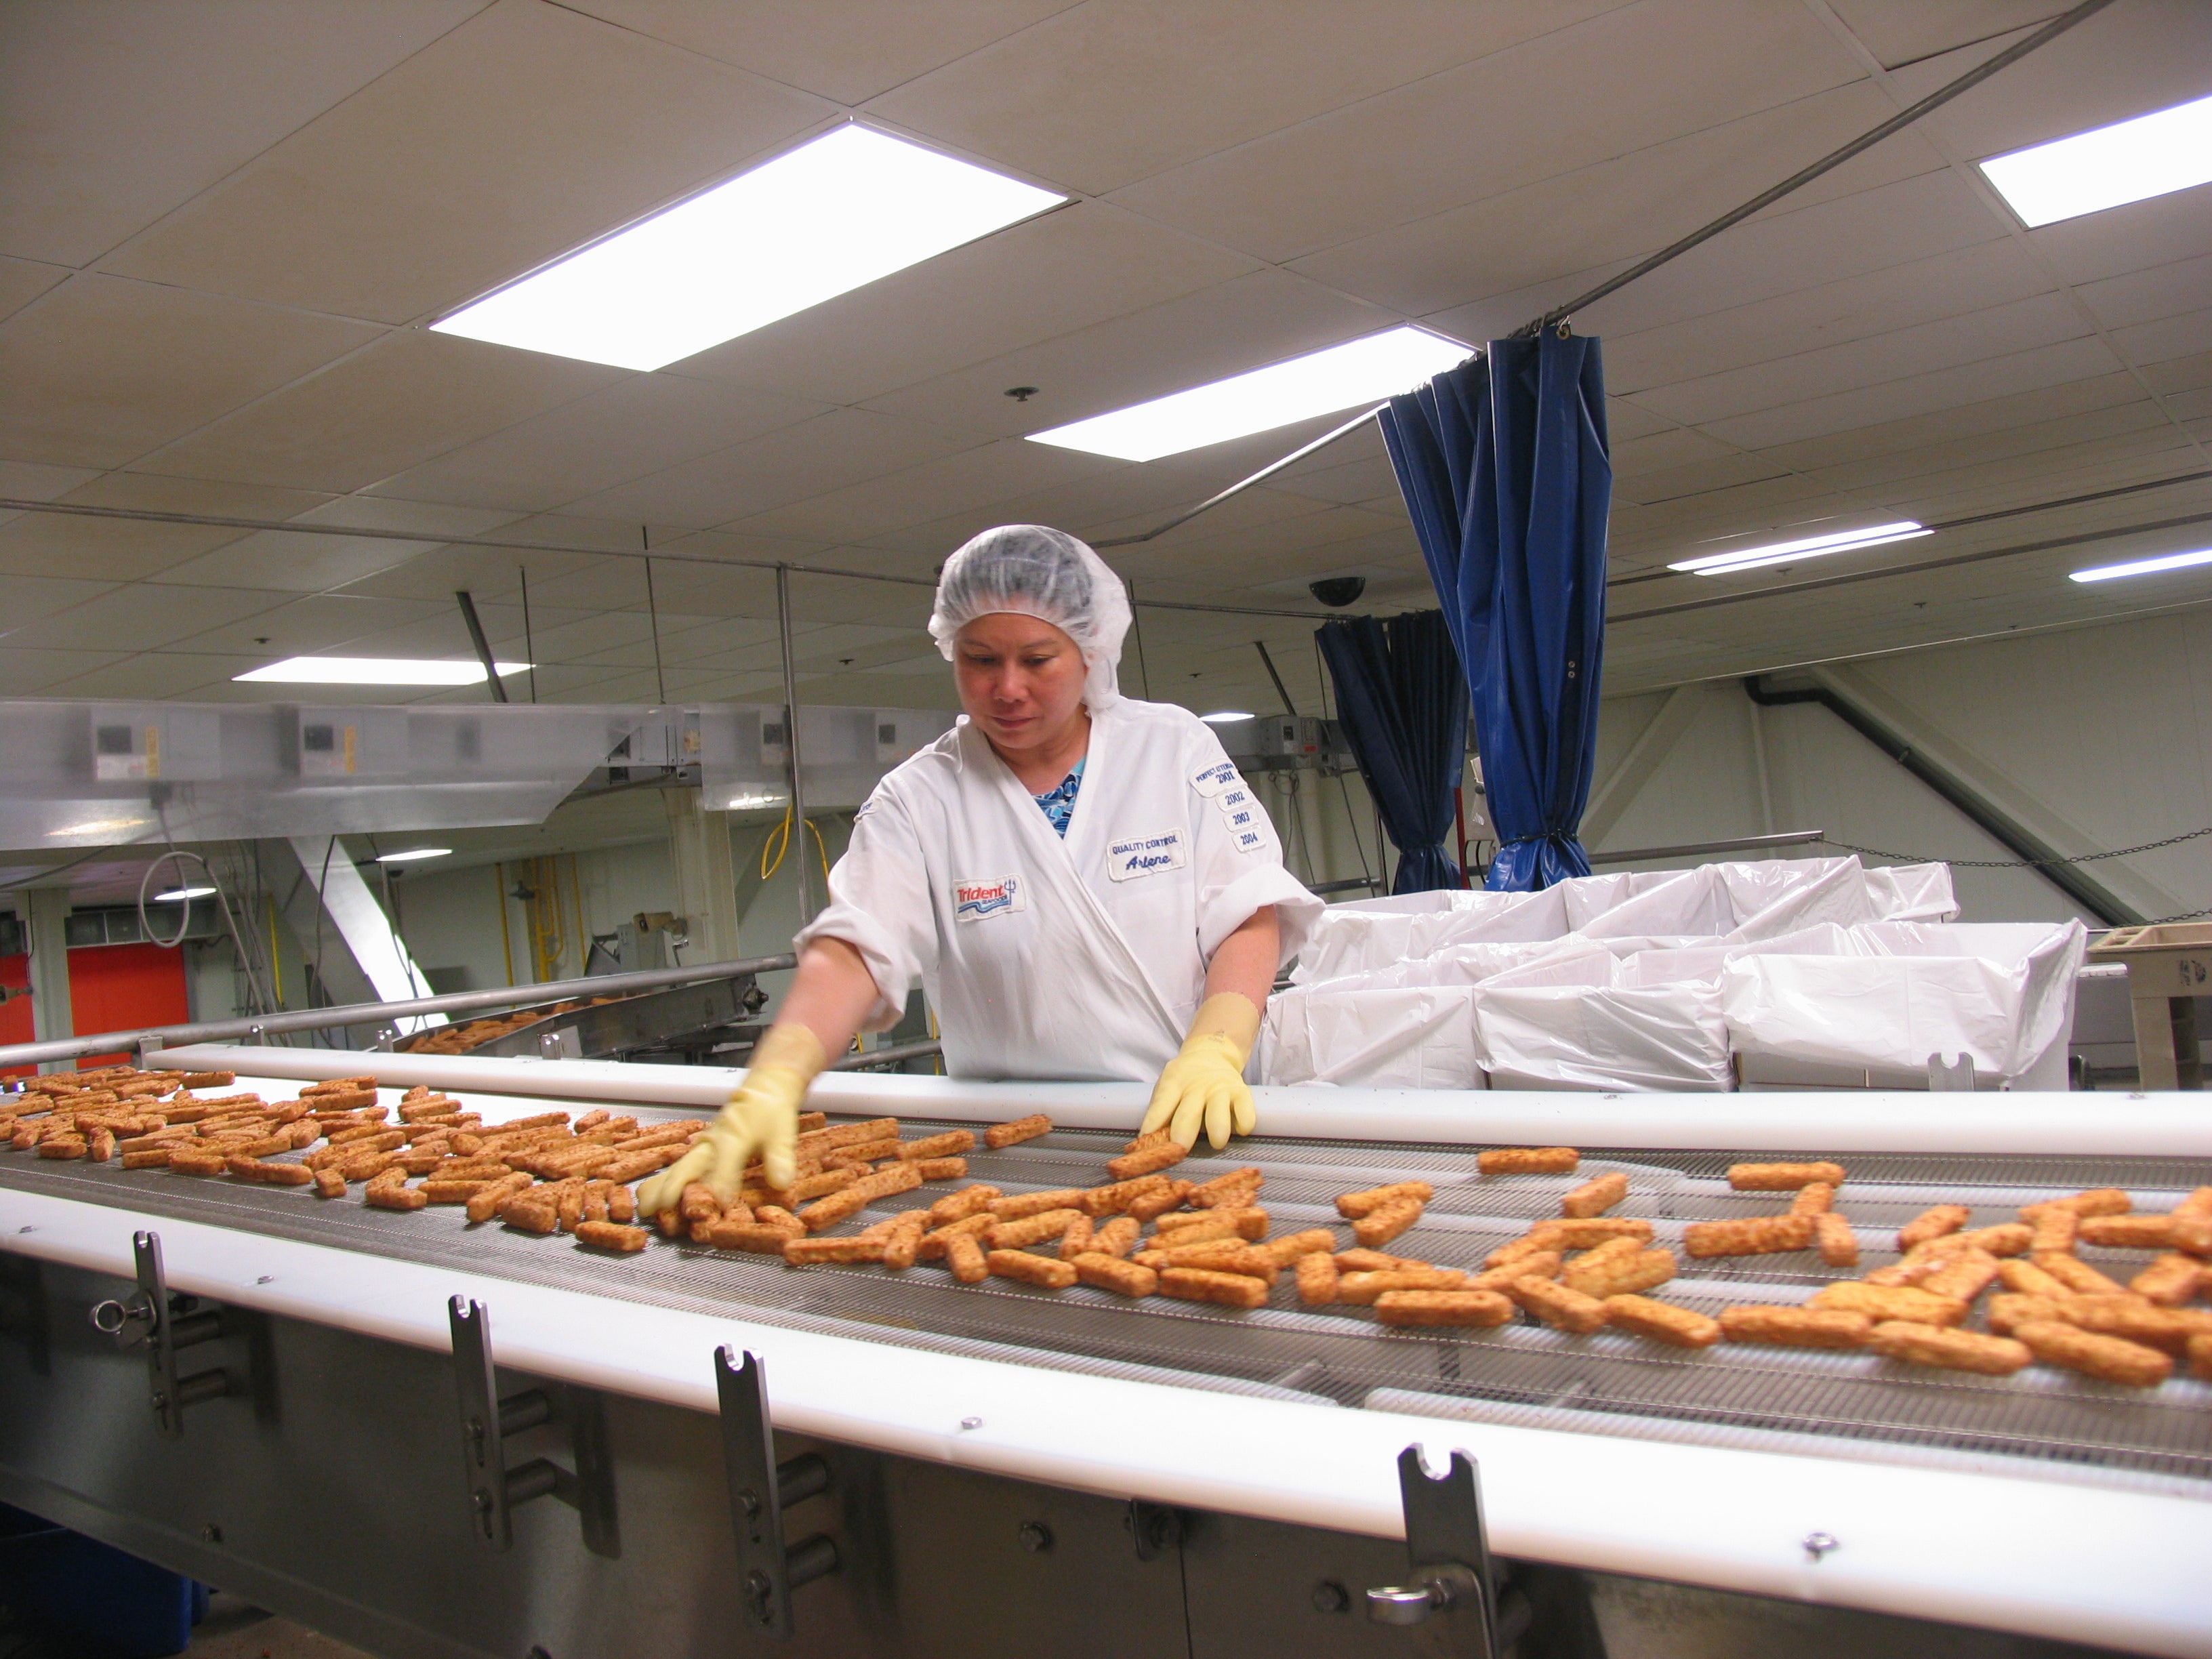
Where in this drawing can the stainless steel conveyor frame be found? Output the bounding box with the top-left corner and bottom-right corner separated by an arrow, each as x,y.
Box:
1,1050 -> 2207,1657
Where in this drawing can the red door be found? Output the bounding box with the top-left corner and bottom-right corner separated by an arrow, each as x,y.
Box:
0,955 -> 30,1081
65,943 -> 191,1070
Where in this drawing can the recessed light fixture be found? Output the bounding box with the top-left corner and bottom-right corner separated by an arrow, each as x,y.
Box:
1027,326 -> 1470,462
152,885 -> 218,903
1669,521 -> 1930,577
1980,92 -> 2212,228
373,848 -> 452,864
430,125 -> 1066,371
234,657 -> 530,685
45,817 -> 149,840
2069,546 -> 2212,583
1200,711 -> 1254,724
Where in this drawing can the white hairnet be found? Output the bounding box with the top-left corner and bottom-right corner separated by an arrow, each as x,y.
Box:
928,525 -> 1132,711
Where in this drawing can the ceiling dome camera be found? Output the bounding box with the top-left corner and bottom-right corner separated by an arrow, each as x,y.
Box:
1309,575 -> 1366,608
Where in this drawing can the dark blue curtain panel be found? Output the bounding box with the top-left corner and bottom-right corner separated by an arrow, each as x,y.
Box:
1316,611 -> 1467,894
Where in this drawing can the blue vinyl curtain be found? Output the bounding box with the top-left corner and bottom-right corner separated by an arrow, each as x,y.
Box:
1317,611 -> 1467,894
1378,330 -> 1610,891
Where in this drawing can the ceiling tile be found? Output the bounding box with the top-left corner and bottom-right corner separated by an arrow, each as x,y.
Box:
149,528 -> 439,593
0,571 -> 121,636
2140,350 -> 2212,398
2074,253 -> 2212,333
102,0 -> 832,323
565,407 -> 986,528
562,0 -> 1076,106
0,0 -> 485,268
1112,0 -> 1860,266
1696,335 -> 2124,450
668,202 -> 1260,406
37,652 -> 266,701
366,373 -> 831,514
0,647 -> 131,695
1824,3 -> 2067,71
170,592 -> 453,658
30,581 -> 289,652
0,256 -> 67,324
1633,290 -> 2093,428
136,329 -> 623,495
0,472 -> 331,582
0,274 -> 380,468
2110,307 -> 2212,370
731,437 -> 1113,544
2026,186 -> 2212,286
0,458 -> 104,529
325,543 -> 606,607
1738,369 -> 2147,471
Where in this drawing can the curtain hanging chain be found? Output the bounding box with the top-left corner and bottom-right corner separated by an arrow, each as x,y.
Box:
1817,825 -> 2212,869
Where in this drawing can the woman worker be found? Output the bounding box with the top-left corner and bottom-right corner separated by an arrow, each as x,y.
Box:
642,525 -> 1320,1213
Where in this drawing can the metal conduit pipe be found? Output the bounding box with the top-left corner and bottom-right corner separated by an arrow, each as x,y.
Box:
1740,675 -> 2139,927
0,952 -> 798,1071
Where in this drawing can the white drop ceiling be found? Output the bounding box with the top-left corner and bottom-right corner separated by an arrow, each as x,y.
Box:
0,0 -> 2207,727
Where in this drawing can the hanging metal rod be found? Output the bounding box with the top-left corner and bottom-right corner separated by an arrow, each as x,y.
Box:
1513,0 -> 2118,337
0,497 -> 1340,624
1091,403 -> 1392,548
453,590 -> 508,703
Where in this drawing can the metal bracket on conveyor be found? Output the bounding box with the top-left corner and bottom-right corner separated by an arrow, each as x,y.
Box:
89,1231 -> 232,1438
1127,1498 -> 1182,1561
448,1296 -> 619,1558
716,1346 -> 836,1640
1366,1446 -> 1533,1656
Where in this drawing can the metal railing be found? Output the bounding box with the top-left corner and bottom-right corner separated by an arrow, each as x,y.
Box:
0,954 -> 799,1071
1586,830 -> 1825,867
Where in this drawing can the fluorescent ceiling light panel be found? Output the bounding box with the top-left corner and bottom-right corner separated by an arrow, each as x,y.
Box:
153,886 -> 217,903
234,657 -> 529,685
374,848 -> 452,864
1029,326 -> 1470,462
1980,93 -> 2212,228
2070,546 -> 2212,583
430,126 -> 1066,371
1200,711 -> 1254,724
1671,521 -> 1929,577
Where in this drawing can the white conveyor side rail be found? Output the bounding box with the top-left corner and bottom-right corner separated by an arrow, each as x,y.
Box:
162,1044 -> 2212,1158
2,1184 -> 2205,1658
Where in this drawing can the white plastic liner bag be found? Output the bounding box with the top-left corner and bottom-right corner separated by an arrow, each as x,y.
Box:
1476,981 -> 1734,1092
1719,919 -> 2087,1089
1260,985 -> 1481,1089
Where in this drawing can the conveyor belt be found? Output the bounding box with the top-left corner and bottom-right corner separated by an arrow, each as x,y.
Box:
5,1111 -> 2208,1502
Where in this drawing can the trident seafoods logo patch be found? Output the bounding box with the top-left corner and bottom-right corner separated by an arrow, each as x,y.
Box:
953,874 -> 1027,922
1107,830 -> 1187,882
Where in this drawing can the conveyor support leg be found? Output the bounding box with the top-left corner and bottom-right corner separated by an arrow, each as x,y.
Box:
715,1345 -> 837,1641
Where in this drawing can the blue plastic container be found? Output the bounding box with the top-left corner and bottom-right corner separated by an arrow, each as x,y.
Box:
0,1503 -> 206,1658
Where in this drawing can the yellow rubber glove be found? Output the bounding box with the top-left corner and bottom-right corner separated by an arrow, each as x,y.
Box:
636,1024 -> 824,1218
1141,993 -> 1262,1151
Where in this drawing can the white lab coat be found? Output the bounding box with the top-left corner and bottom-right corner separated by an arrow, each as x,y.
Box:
797,697 -> 1322,1082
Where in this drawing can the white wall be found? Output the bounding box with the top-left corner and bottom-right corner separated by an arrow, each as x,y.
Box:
1582,607 -> 2212,925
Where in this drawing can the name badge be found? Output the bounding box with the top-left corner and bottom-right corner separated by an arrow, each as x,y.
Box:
1191,760 -> 1239,798
1107,830 -> 1187,882
953,875 -> 1027,922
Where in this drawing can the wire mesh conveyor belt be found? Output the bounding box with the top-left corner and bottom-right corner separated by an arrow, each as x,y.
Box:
5,1111 -> 2209,1501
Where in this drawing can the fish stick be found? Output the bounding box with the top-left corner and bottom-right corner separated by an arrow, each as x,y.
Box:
1996,1258 -> 2079,1299
1469,1253 -> 1565,1294
466,1173 -> 535,1223
1127,1180 -> 1194,1222
1336,1269 -> 1467,1305
1082,1174 -> 1171,1216
897,1130 -> 975,1162
787,1166 -> 859,1202
1478,1147 -> 1577,1174
1604,1295 -> 1720,1349
1188,1167 -> 1264,1208
784,1235 -> 889,1265
1336,1181 -> 1434,1219
1055,1214 -> 1095,1258
927,1185 -> 1001,1225
1092,1216 -> 1141,1258
1809,1281 -> 1969,1327
2023,1188 -> 2133,1222
983,1113 -> 1052,1149
1561,1173 -> 1628,1218
1683,1215 -> 1815,1258
367,1183 -> 428,1212
228,1156 -> 315,1186
1867,1320 -> 2032,1376
1919,1248 -> 2003,1303
1509,1276 -> 1611,1333
2131,1254 -> 2203,1307
1107,1141 -> 1188,1180
1897,1205 -> 1971,1250
1160,1267 -> 1267,1309
1719,1305 -> 1872,1348
944,1233 -> 989,1284
2041,1298 -> 2211,1355
1816,1214 -> 1860,1269
1550,1218 -> 1654,1248
1153,1242 -> 1278,1283
574,1221 -> 649,1254
990,1188 -> 1089,1221
1261,1229 -> 1338,1268
2015,1319 -> 2170,1386
1295,1253 -> 1339,1305
988,1209 -> 1082,1250
1339,1248 -> 1428,1273
796,1187 -> 871,1233
987,1249 -> 1077,1290
1154,1208 -> 1267,1244
917,1214 -> 996,1260
916,1157 -> 967,1181
1484,1231 -> 1564,1269
1376,1290 -> 1515,1328
312,1167 -> 347,1198
2079,1215 -> 2178,1249
821,1138 -> 902,1170
1728,1162 -> 1845,1191
712,1218 -> 808,1254
2034,1252 -> 2131,1297
1790,1182 -> 1835,1216
1072,1254 -> 1157,1297
1561,1247 -> 1675,1300
1352,1197 -> 1424,1248
2029,1208 -> 2078,1254
2188,1332 -> 2212,1382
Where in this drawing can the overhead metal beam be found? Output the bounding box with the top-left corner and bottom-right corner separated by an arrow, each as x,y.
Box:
1587,830 -> 1824,866
454,590 -> 508,703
